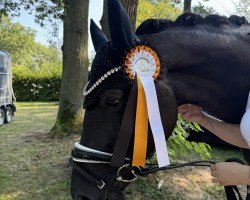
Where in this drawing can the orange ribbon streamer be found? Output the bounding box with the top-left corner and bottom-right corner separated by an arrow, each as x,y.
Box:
132,76 -> 148,167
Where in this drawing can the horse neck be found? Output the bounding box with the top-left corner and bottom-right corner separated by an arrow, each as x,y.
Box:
166,61 -> 250,123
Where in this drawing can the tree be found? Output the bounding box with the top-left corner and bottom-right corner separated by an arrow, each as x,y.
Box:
1,0 -> 89,136
100,0 -> 139,38
0,17 -> 61,69
183,0 -> 192,13
51,0 -> 89,135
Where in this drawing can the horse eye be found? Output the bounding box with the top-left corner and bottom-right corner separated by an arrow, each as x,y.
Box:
105,98 -> 120,108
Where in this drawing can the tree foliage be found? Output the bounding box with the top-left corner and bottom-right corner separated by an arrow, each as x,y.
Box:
0,0 -> 63,25
0,0 -> 64,45
148,0 -> 216,16
137,0 -> 182,27
234,0 -> 250,20
192,2 -> 216,16
0,17 -> 61,69
0,0 -> 19,18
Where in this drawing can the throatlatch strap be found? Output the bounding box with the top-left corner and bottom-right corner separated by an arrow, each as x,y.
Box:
110,78 -> 138,167
132,76 -> 148,167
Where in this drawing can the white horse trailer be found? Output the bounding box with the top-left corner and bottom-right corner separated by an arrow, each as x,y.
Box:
0,51 -> 16,126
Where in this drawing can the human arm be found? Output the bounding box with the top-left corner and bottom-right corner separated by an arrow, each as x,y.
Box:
178,104 -> 249,149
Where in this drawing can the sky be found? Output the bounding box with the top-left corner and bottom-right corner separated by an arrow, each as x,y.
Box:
12,0 -> 240,56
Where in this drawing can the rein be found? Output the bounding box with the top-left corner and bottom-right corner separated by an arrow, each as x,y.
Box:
70,143 -> 215,189
71,142 -> 215,175
70,143 -> 249,200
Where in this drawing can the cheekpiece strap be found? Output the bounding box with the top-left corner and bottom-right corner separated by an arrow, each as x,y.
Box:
110,77 -> 138,167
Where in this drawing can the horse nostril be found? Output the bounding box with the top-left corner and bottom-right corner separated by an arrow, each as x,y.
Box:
248,33 -> 250,35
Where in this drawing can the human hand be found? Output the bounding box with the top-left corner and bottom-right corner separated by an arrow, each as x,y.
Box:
210,162 -> 250,186
178,104 -> 205,124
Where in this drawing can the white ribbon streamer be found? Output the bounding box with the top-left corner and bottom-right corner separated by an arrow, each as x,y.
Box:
139,76 -> 170,167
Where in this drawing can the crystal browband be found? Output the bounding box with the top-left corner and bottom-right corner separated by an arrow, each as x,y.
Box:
83,66 -> 122,96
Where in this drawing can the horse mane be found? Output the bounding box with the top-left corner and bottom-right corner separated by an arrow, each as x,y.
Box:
136,13 -> 249,35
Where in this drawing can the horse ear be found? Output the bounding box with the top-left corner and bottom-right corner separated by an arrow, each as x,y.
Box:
90,19 -> 108,52
108,0 -> 136,51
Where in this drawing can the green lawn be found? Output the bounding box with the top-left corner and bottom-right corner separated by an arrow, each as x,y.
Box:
0,102 -> 76,200
0,102 -> 245,200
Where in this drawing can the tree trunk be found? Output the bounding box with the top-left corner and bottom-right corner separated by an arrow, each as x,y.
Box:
100,0 -> 139,38
51,0 -> 89,136
183,0 -> 192,13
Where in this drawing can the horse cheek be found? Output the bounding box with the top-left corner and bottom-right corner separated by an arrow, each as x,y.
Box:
156,81 -> 178,140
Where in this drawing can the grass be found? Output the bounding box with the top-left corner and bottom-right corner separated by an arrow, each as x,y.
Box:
0,102 -> 76,200
0,102 -> 245,200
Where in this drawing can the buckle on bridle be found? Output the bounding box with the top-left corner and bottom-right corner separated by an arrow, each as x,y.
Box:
116,164 -> 139,182
97,180 -> 106,189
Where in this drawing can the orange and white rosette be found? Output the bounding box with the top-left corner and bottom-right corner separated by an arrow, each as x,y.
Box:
125,45 -> 170,167
124,45 -> 161,80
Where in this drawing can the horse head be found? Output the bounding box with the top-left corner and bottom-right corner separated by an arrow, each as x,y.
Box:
70,0 -> 177,199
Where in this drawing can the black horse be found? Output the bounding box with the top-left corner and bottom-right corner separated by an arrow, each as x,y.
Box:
70,0 -> 250,199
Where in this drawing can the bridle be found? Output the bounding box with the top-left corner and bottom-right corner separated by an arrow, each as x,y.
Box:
71,142 -> 249,200
71,67 -> 249,200
70,142 -> 214,185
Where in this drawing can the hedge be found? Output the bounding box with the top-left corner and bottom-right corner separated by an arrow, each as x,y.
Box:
12,67 -> 61,101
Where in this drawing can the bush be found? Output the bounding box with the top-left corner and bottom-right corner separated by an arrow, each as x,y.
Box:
168,115 -> 211,160
12,66 -> 61,101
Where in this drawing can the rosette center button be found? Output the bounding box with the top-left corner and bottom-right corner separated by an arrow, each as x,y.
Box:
135,58 -> 152,76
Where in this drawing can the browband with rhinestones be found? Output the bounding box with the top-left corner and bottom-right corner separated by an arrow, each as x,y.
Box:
83,66 -> 122,96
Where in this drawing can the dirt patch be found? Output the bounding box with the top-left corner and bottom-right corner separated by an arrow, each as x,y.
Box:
22,131 -> 49,142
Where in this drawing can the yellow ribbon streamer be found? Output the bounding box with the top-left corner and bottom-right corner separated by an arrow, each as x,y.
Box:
132,76 -> 148,167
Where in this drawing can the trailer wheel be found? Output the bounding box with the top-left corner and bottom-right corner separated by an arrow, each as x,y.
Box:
5,107 -> 13,123
0,108 -> 5,126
